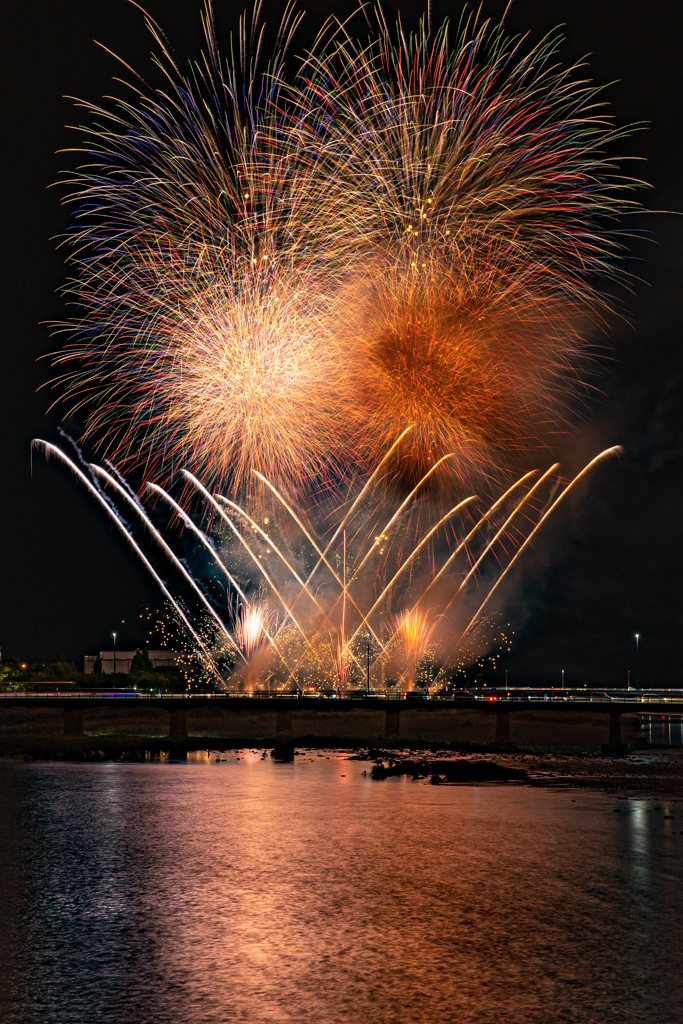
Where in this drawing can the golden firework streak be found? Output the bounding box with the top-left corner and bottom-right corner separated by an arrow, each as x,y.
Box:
32,441 -> 222,684
459,447 -> 622,641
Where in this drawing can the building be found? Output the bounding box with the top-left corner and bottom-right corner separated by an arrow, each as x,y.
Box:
83,650 -> 187,674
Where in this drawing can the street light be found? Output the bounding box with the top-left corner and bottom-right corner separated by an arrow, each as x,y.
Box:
112,632 -> 117,679
561,669 -> 565,689
635,633 -> 640,689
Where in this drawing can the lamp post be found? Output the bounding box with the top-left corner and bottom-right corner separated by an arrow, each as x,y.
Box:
112,632 -> 117,680
561,669 -> 565,689
635,633 -> 640,689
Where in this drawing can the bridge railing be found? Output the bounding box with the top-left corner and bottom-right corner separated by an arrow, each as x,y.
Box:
1,688 -> 683,703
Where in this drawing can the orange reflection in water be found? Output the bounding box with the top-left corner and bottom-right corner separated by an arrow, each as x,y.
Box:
0,757 -> 681,1024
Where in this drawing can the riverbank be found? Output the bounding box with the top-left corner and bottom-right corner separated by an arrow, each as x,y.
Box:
4,728 -> 683,797
368,748 -> 683,798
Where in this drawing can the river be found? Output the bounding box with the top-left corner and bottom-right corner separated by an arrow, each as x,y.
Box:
1,752 -> 682,1023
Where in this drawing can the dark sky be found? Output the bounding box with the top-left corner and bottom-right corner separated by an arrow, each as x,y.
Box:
1,0 -> 682,684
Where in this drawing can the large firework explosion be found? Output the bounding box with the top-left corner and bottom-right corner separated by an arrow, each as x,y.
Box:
35,4 -> 640,686
45,2 -> 644,494
290,10 -> 643,486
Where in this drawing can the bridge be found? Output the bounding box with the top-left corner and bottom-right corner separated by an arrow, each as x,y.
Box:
1,689 -> 682,752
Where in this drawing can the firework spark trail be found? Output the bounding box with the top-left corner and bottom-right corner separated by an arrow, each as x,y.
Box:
331,529 -> 353,688
332,634 -> 353,689
428,446 -> 623,686
32,440 -> 221,682
363,466 -> 551,672
103,458 -> 147,512
360,466 -> 553,671
279,453 -> 457,674
414,469 -> 539,607
446,463 -> 560,597
215,489 -> 371,676
250,471 -> 387,653
181,470 -> 320,662
89,464 -> 244,663
348,454 -> 454,581
344,494 -> 477,651
286,424 -> 414,607
145,481 -> 290,671
217,478 -> 376,679
458,446 -> 622,639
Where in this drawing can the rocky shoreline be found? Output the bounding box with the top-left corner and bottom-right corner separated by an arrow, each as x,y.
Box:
4,736 -> 683,797
363,748 -> 683,798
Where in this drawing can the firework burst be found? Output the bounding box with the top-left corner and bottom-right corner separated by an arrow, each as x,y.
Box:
288,9 -> 645,484
48,2 -> 354,493
44,3 -> 644,495
390,607 -> 437,690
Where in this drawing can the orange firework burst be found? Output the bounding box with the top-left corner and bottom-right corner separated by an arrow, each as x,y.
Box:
340,257 -> 585,489
390,607 -> 437,690
288,10 -> 645,488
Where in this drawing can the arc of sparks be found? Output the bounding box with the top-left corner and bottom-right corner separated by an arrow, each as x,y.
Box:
459,447 -> 621,642
279,453 -> 458,680
350,454 -> 454,581
312,425 -> 415,566
345,494 -> 477,652
441,463 -> 560,613
146,482 -> 291,672
288,425 -> 416,600
415,469 -> 539,608
281,452 -> 458,672
90,465 -> 244,663
216,492 -> 353,643
32,441 -> 221,683
250,471 -> 387,653
182,470 -> 318,661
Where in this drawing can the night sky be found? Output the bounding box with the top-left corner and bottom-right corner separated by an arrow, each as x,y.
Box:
2,0 -> 682,684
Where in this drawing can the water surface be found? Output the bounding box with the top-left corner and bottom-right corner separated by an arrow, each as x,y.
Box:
1,753 -> 682,1024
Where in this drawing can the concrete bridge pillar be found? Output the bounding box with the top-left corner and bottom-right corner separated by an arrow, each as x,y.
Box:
63,707 -> 83,737
276,708 -> 293,737
495,710 -> 511,746
169,707 -> 188,741
609,710 -> 622,746
602,710 -> 628,755
385,705 -> 401,738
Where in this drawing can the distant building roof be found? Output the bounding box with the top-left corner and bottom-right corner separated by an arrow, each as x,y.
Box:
84,650 -> 188,674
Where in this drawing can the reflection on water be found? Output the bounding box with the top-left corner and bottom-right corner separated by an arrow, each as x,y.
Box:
1,754 -> 683,1024
639,714 -> 683,747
